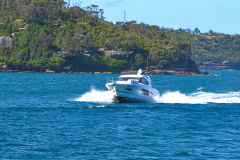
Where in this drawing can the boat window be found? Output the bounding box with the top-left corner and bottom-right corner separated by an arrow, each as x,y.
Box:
142,88 -> 149,96
139,78 -> 149,85
119,77 -> 140,81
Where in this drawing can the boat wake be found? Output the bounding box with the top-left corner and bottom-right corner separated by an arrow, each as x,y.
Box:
154,91 -> 240,104
74,89 -> 115,103
74,89 -> 240,104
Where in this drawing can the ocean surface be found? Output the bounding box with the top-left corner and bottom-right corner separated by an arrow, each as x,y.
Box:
1,70 -> 240,159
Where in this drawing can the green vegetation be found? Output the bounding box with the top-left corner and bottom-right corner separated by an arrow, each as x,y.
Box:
0,0 -> 202,72
163,28 -> 240,63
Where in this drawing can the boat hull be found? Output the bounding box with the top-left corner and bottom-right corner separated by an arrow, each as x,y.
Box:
107,83 -> 158,103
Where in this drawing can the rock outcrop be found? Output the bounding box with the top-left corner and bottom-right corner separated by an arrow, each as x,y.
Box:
103,50 -> 134,59
0,36 -> 13,49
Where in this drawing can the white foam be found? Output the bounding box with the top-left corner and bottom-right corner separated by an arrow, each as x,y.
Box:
74,88 -> 240,104
154,91 -> 240,104
74,89 -> 114,103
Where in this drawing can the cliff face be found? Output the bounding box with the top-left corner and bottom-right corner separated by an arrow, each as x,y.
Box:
168,57 -> 200,73
103,50 -> 134,59
0,37 -> 13,49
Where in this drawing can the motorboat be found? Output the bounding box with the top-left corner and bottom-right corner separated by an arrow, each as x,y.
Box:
106,69 -> 159,103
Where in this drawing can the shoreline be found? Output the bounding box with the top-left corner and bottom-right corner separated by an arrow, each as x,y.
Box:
0,69 -> 213,75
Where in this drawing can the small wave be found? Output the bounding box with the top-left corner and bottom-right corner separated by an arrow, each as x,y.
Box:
87,105 -> 108,109
197,87 -> 204,91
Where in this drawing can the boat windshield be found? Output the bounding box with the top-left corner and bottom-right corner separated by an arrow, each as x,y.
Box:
119,77 -> 140,81
139,78 -> 149,85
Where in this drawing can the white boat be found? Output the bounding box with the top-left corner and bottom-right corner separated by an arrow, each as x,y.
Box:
106,69 -> 159,103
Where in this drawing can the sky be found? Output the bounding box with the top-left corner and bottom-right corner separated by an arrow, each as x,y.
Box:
69,0 -> 240,35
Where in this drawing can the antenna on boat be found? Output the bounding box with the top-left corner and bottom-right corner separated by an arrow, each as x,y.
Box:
137,69 -> 142,75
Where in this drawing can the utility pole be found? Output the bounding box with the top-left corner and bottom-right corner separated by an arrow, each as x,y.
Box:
82,11 -> 84,23
123,10 -> 126,24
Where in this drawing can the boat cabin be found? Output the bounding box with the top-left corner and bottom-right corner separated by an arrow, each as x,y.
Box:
119,75 -> 152,87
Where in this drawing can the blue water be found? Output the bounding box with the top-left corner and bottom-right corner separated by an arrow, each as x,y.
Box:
1,70 -> 240,159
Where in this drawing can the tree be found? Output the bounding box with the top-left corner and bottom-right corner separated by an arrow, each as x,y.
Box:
209,30 -> 214,36
99,9 -> 105,20
134,53 -> 145,68
194,28 -> 200,35
1,0 -> 5,11
21,4 -> 37,22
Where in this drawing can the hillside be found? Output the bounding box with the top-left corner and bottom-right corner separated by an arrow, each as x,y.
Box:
163,28 -> 240,69
0,0 -> 199,73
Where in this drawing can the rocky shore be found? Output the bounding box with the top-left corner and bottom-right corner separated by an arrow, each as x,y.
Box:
120,70 -> 212,76
0,68 -> 212,75
197,61 -> 240,70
